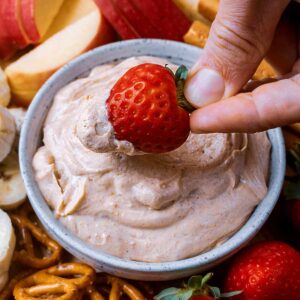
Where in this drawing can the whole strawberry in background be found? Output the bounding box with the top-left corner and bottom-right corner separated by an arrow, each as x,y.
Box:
223,241 -> 300,300
106,63 -> 195,154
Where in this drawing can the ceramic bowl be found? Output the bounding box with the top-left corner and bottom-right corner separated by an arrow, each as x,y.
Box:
20,39 -> 286,281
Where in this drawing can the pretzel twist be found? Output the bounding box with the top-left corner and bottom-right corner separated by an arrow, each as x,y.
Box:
108,276 -> 145,300
13,272 -> 78,300
10,214 -> 62,269
40,263 -> 95,289
87,275 -> 145,300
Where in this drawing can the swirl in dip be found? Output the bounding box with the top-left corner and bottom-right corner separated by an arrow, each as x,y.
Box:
33,56 -> 271,262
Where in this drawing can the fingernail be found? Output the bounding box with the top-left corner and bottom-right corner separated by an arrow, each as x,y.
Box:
184,68 -> 225,108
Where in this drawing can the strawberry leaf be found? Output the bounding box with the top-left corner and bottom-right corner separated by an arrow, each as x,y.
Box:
154,287 -> 193,300
201,273 -> 214,287
187,275 -> 203,289
175,65 -> 188,81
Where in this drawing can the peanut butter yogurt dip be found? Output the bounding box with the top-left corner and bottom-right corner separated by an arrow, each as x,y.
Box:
33,56 -> 271,262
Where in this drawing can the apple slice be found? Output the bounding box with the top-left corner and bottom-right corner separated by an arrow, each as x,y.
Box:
42,0 -> 98,42
94,0 -> 140,39
114,0 -> 160,38
0,17 -> 17,60
1,0 -> 30,49
0,1 -> 21,59
20,0 -> 65,43
131,0 -> 191,41
5,9 -> 113,107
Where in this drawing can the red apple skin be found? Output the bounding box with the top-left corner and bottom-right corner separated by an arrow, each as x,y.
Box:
132,0 -> 191,41
90,10 -> 116,48
94,0 -> 140,39
0,2 -> 18,59
115,0 -> 160,38
2,0 -> 30,48
19,0 -> 40,43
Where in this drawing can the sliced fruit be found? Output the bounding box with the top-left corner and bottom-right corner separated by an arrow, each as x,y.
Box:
42,0 -> 97,42
0,5 -> 18,60
8,107 -> 26,133
0,151 -> 26,210
0,209 -> 15,289
0,106 -> 16,163
0,67 -> 10,107
94,0 -> 140,39
5,9 -> 113,107
115,0 -> 160,38
20,0 -> 64,43
132,0 -> 191,41
1,0 -> 30,49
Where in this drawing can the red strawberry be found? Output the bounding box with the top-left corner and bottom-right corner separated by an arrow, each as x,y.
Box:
286,199 -> 300,232
154,273 -> 241,300
223,241 -> 300,300
106,63 -> 194,153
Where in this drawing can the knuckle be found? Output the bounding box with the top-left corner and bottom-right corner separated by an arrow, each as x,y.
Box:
209,16 -> 266,63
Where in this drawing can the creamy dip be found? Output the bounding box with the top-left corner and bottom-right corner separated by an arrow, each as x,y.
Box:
33,57 -> 271,262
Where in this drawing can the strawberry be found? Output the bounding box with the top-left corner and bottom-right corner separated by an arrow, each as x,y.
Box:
223,241 -> 300,300
154,273 -> 241,300
106,63 -> 194,153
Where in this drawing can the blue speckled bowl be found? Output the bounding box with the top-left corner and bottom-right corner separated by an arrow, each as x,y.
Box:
20,39 -> 286,281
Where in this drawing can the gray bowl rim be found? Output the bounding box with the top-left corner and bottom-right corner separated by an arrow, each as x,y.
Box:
19,39 -> 286,278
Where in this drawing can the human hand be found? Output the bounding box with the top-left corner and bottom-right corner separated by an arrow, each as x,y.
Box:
185,0 -> 300,133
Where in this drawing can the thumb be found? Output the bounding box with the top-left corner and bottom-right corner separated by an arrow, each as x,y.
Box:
190,73 -> 300,133
184,0 -> 290,108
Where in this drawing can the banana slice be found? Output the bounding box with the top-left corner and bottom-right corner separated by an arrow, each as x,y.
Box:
0,106 -> 16,163
0,67 -> 10,107
0,209 -> 15,291
0,151 -> 27,210
8,107 -> 26,134
0,108 -> 26,210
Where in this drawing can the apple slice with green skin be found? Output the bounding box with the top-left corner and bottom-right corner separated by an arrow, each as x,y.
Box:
1,0 -> 30,49
5,9 -> 114,107
20,0 -> 64,43
94,0 -> 140,39
131,0 -> 191,41
41,0 -> 98,42
114,0 -> 160,38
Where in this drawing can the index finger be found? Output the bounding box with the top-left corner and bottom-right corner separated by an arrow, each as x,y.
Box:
190,74 -> 300,133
